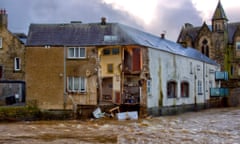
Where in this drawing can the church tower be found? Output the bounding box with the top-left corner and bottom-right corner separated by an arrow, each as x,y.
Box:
212,0 -> 228,32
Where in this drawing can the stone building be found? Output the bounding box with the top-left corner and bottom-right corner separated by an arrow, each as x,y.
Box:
177,0 -> 239,88
0,9 -> 26,104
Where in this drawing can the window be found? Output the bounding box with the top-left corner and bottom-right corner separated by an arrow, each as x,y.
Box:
0,37 -> 2,48
112,48 -> 120,55
102,48 -> 120,55
201,39 -> 209,57
14,57 -> 21,71
107,64 -> 113,73
103,48 -> 111,55
181,81 -> 189,97
68,47 -> 86,58
104,35 -> 118,42
147,80 -> 151,96
67,77 -> 86,92
167,81 -> 177,98
198,80 -> 202,95
190,62 -> 193,74
0,66 -> 2,79
236,42 -> 240,50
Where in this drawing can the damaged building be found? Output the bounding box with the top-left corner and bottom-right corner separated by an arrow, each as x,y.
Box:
26,18 -> 221,117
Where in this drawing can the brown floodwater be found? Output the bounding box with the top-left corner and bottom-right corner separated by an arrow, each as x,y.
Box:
0,107 -> 240,144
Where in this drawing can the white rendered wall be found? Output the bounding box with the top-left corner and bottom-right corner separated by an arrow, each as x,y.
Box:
147,48 -> 219,108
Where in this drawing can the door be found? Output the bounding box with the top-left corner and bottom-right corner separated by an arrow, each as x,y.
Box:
102,77 -> 113,102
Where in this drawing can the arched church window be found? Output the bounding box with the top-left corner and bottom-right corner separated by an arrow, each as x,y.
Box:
201,39 -> 209,57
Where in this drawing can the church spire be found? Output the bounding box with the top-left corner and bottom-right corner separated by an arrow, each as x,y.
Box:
212,0 -> 228,32
212,0 -> 228,21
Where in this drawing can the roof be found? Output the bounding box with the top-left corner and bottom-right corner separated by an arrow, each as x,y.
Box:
26,22 -> 218,65
178,22 -> 240,43
212,0 -> 228,21
27,23 -> 135,46
14,33 -> 27,44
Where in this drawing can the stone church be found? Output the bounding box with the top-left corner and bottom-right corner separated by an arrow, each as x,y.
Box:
177,0 -> 240,88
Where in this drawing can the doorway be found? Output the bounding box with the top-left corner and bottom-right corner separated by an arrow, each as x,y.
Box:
102,77 -> 113,102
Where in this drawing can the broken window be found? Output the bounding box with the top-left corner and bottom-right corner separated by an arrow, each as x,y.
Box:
167,81 -> 177,98
181,81 -> 189,97
67,77 -> 86,92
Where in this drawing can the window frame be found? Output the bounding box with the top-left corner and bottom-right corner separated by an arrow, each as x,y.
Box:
67,76 -> 86,93
14,57 -> 21,71
167,81 -> 177,98
68,47 -> 86,59
198,80 -> 203,95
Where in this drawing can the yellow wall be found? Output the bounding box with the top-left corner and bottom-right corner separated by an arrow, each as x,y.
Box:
99,46 -> 122,102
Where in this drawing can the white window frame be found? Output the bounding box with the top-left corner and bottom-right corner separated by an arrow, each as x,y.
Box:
67,76 -> 86,92
68,47 -> 86,59
0,37 -> 2,48
14,57 -> 21,71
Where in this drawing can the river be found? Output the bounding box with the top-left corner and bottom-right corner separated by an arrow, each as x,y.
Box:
0,107 -> 239,144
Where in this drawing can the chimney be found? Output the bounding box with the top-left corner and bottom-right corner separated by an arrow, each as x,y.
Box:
101,17 -> 106,25
0,9 -> 7,28
161,33 -> 165,39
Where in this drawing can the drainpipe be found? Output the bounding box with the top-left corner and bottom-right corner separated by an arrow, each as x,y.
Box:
63,46 -> 67,109
203,62 -> 206,108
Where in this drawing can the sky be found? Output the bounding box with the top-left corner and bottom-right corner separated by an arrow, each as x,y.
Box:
0,0 -> 240,41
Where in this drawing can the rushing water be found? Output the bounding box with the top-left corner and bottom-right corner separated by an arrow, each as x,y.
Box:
0,107 -> 240,144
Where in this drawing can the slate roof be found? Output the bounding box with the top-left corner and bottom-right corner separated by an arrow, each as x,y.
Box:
26,22 -> 218,65
178,22 -> 240,44
212,0 -> 228,21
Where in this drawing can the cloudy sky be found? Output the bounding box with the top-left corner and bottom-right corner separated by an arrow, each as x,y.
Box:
0,0 -> 239,41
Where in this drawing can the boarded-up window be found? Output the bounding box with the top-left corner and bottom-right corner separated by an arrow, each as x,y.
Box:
132,48 -> 141,71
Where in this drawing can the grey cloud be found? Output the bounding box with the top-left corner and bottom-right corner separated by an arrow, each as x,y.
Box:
0,0 -> 142,34
145,0 -> 202,41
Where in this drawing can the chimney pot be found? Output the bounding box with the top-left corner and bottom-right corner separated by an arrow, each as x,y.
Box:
161,33 -> 165,39
101,17 -> 106,25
